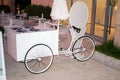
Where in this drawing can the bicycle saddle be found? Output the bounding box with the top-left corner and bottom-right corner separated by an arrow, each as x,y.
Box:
72,26 -> 81,33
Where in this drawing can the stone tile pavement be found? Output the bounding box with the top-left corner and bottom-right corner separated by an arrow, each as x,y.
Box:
3,26 -> 120,80
5,52 -> 120,80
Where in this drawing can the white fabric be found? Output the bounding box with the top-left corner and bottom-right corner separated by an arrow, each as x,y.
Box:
50,0 -> 69,20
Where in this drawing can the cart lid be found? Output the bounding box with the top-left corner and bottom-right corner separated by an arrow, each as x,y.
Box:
69,1 -> 88,28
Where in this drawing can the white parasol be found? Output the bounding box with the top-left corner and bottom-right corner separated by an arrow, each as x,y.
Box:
50,0 -> 69,20
50,0 -> 69,48
50,0 -> 69,38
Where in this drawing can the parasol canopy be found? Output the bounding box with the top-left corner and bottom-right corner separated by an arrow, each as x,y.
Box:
50,0 -> 69,20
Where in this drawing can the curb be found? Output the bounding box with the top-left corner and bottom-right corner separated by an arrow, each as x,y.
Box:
92,51 -> 120,71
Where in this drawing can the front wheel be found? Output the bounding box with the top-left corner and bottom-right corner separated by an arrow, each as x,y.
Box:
24,44 -> 53,74
72,36 -> 95,61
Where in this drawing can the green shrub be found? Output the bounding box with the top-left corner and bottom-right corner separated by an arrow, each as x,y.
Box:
43,6 -> 51,19
0,5 -> 11,13
37,5 -> 45,17
25,5 -> 51,19
25,5 -> 37,16
96,40 -> 120,59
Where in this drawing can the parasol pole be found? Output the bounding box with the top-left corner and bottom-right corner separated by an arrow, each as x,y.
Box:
57,19 -> 60,42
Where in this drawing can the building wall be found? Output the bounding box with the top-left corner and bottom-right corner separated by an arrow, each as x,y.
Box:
0,0 -> 1,5
114,0 -> 120,48
9,0 -> 15,14
0,0 -> 9,5
31,0 -> 72,9
31,0 -> 53,7
3,0 -> 9,5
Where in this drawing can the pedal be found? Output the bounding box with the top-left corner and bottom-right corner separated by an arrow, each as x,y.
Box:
64,53 -> 70,57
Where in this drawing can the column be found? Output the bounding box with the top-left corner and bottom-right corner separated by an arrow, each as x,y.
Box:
114,0 -> 120,48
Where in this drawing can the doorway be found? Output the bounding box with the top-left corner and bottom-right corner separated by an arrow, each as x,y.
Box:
83,0 -> 117,43
15,0 -> 31,14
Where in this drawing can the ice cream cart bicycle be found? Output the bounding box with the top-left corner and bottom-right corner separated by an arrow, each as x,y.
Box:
24,1 -> 95,74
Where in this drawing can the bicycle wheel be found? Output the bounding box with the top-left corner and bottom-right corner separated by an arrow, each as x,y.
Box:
72,36 -> 95,61
24,44 -> 53,74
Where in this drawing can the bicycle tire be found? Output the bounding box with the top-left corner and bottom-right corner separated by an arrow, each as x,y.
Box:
24,44 -> 53,74
72,36 -> 95,61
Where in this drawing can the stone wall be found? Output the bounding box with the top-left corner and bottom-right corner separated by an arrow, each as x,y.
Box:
114,0 -> 120,49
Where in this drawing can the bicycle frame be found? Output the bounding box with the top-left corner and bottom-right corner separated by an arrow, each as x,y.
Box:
59,26 -> 87,56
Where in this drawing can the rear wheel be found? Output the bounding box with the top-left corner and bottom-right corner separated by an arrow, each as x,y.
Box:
72,36 -> 95,61
24,44 -> 53,74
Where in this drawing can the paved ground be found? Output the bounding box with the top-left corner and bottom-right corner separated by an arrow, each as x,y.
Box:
4,27 -> 120,80
5,51 -> 120,80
